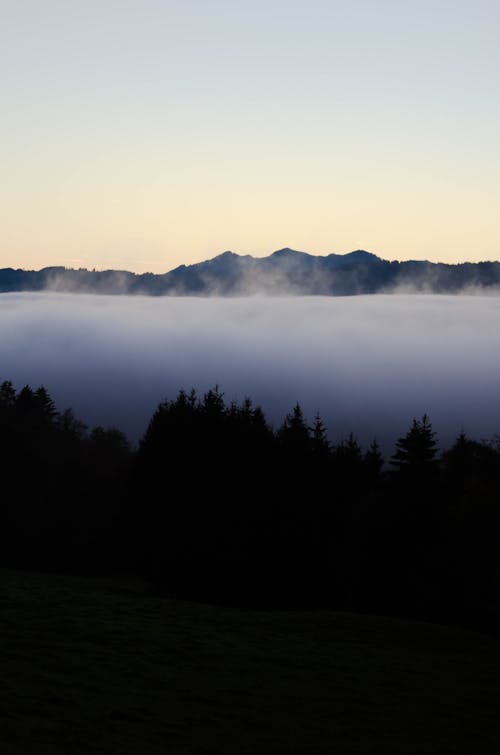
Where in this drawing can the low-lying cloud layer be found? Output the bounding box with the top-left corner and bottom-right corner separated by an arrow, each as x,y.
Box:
2,292 -> 500,454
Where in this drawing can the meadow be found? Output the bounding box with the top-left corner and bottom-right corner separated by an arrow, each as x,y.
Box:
2,569 -> 500,754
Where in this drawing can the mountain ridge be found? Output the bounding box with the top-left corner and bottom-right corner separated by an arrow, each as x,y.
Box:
1,248 -> 500,296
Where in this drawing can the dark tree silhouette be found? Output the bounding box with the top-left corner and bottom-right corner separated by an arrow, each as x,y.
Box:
277,402 -> 311,457
0,380 -> 16,408
35,386 -> 58,421
57,408 -> 87,439
334,433 -> 363,468
2,377 -> 500,632
364,440 -> 384,481
310,413 -> 330,458
390,414 -> 437,475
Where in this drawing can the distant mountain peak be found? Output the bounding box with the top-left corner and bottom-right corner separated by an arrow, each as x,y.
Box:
214,250 -> 237,259
343,250 -> 378,260
271,247 -> 305,257
210,250 -> 254,263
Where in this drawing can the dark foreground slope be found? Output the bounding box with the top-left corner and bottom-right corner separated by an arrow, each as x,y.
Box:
2,249 -> 500,295
2,569 -> 500,755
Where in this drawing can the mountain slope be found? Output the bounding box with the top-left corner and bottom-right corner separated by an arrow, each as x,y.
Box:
1,249 -> 500,295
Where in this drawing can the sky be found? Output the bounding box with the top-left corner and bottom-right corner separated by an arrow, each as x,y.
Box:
1,0 -> 499,273
2,293 -> 500,452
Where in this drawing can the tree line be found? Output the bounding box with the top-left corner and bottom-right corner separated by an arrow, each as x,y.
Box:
3,253 -> 500,295
1,379 -> 500,633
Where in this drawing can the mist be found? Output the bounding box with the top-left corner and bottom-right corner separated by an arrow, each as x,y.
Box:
1,292 -> 500,453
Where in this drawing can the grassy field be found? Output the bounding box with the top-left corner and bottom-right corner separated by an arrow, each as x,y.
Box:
1,569 -> 500,754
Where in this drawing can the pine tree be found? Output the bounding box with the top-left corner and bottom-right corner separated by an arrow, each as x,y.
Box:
0,380 -> 16,409
35,386 -> 58,422
310,413 -> 330,458
278,402 -> 311,456
364,439 -> 384,481
390,414 -> 437,474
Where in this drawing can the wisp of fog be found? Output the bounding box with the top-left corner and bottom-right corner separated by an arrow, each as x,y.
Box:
1,292 -> 500,453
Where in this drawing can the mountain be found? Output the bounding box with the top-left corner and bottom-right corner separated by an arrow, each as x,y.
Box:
1,249 -> 500,296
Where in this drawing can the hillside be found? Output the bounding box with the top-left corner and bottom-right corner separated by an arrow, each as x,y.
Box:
2,569 -> 500,754
2,249 -> 500,295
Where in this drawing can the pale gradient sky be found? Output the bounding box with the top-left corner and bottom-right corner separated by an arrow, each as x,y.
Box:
1,0 -> 499,273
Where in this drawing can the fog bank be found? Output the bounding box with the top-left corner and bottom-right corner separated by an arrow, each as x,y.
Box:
1,293 -> 500,453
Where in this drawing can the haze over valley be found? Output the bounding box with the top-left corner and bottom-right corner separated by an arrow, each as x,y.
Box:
2,291 -> 500,453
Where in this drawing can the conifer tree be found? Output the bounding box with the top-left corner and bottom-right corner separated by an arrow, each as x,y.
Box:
310,413 -> 330,457
364,439 -> 384,480
278,402 -> 311,455
35,386 -> 58,422
0,380 -> 16,409
390,414 -> 437,474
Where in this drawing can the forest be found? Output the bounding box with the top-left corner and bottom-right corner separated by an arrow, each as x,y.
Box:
1,379 -> 500,635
